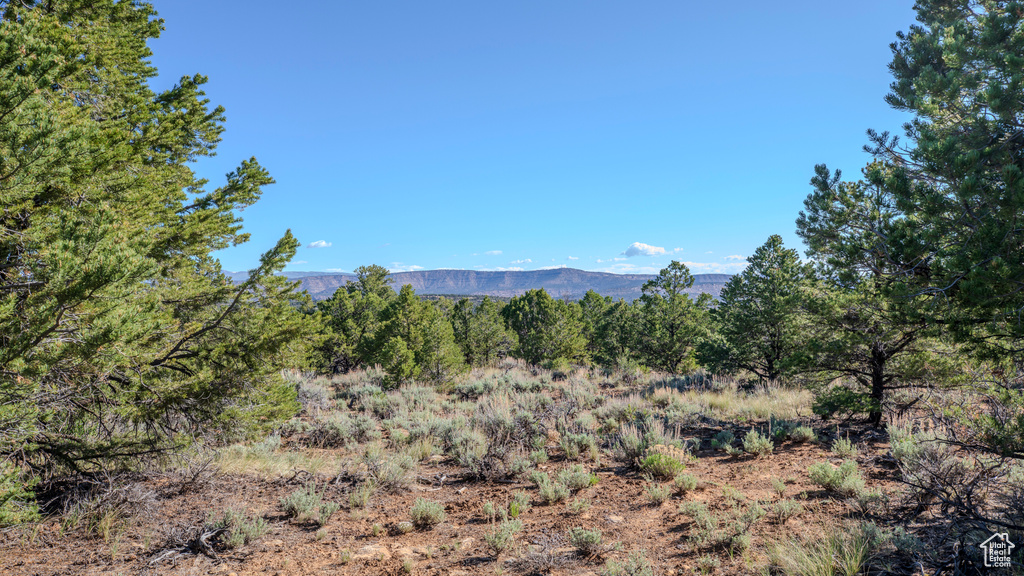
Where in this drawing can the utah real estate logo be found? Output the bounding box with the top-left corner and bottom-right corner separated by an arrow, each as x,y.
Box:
980,533 -> 1015,569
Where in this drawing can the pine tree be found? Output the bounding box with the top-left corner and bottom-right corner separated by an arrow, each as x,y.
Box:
0,1 -> 316,475
638,262 -> 713,374
700,235 -> 811,382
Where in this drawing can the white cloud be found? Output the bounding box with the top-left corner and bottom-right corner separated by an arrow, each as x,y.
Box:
510,258 -> 532,265
723,255 -> 747,261
674,247 -> 684,253
307,240 -> 332,249
324,268 -> 347,273
287,260 -> 308,265
705,251 -> 714,254
622,242 -> 666,257
482,266 -> 523,272
388,263 -> 424,272
485,250 -> 503,256
567,256 -> 579,260
538,265 -> 567,270
681,260 -> 748,273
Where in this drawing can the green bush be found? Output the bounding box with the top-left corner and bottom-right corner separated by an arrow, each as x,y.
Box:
567,527 -> 603,556
280,484 -> 340,526
790,426 -> 817,444
645,483 -> 671,504
410,498 -> 446,529
772,499 -> 804,524
561,432 -> 596,461
808,460 -> 865,497
484,518 -> 522,555
207,508 -> 269,549
557,464 -> 599,492
710,430 -> 735,451
639,452 -> 686,479
673,473 -> 698,495
742,430 -> 773,457
601,550 -> 654,576
831,436 -> 858,459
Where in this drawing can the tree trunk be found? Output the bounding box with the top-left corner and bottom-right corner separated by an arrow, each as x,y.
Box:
868,346 -> 886,426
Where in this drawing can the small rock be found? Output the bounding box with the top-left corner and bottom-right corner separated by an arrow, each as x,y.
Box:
607,515 -> 625,523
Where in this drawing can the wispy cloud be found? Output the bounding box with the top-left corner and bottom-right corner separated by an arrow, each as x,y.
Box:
567,256 -> 579,260
307,240 -> 332,249
510,258 -> 532,265
674,247 -> 684,253
325,268 -> 347,273
622,242 -> 667,257
287,260 -> 308,265
538,264 -> 567,270
596,262 -> 664,274
388,262 -> 424,272
485,250 -> 503,256
705,251 -> 714,254
723,255 -> 746,261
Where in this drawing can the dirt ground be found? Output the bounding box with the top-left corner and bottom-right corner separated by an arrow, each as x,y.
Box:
0,425 -> 900,576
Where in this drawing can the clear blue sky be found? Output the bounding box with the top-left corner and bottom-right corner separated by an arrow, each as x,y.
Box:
149,1 -> 917,275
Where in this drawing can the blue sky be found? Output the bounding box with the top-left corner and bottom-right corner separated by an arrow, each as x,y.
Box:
149,1 -> 917,275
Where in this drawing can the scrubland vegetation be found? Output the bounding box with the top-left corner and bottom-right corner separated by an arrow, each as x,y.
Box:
2,0 -> 1024,575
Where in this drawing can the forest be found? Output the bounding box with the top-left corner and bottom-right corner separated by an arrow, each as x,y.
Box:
1,1 -> 1023,575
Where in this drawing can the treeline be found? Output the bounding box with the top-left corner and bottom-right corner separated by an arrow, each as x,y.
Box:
309,234 -> 955,426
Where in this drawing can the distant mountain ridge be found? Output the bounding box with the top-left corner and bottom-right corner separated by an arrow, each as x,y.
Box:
226,268 -> 731,301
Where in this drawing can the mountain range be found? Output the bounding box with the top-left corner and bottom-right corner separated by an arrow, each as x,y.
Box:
226,268 -> 732,301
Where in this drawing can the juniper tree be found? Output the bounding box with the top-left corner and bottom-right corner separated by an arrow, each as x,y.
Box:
502,289 -> 588,367
0,0 -> 316,476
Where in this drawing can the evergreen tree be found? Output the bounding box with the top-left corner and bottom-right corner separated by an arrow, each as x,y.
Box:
699,235 -> 811,381
312,265 -> 395,373
453,297 -> 517,367
798,164 -> 950,425
502,289 -> 588,367
638,262 -> 713,374
0,0 -> 316,474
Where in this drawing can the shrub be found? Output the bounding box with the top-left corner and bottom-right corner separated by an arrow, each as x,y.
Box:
742,429 -> 773,457
410,498 -> 445,529
207,508 -> 269,549
772,499 -> 804,524
348,482 -> 375,509
397,521 -> 414,534
831,436 -> 858,459
673,473 -> 698,495
280,484 -> 340,526
568,527 -> 603,556
557,464 -> 599,492
510,491 -> 532,517
679,501 -> 765,552
365,451 -> 416,493
645,483 -> 671,505
561,432 -> 596,461
538,480 -> 570,505
710,430 -> 735,451
790,426 -> 817,444
567,497 -> 591,514
482,501 -> 497,522
808,460 -> 865,497
696,554 -> 721,573
484,519 -> 523,555
601,550 -> 655,576
529,449 -> 549,464
639,452 -> 686,479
